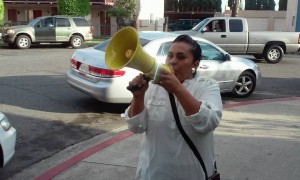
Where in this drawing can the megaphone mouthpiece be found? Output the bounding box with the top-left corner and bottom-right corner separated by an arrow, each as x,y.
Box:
125,49 -> 134,59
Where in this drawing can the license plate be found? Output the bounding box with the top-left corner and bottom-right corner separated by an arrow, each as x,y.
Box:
79,63 -> 89,73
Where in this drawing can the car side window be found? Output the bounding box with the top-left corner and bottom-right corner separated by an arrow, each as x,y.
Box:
73,18 -> 89,27
198,41 -> 224,61
229,19 -> 243,32
41,18 -> 54,27
56,18 -> 71,27
156,42 -> 172,57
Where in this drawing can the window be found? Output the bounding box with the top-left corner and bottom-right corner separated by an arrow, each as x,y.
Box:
73,18 -> 89,27
229,19 -> 243,32
198,41 -> 224,61
41,17 -> 54,27
157,42 -> 172,56
94,38 -> 150,52
56,18 -> 71,27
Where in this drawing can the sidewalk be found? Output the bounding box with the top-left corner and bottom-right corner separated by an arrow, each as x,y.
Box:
10,97 -> 300,180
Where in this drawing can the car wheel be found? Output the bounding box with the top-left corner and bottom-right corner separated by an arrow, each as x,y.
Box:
253,54 -> 263,59
70,35 -> 83,49
232,71 -> 256,98
263,45 -> 283,64
16,35 -> 31,49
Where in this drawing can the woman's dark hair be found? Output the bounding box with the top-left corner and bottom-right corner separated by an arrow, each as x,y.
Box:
172,34 -> 202,62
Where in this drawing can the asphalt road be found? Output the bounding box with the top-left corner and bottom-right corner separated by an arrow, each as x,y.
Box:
0,44 -> 299,179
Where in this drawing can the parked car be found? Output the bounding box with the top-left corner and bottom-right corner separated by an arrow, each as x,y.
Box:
0,112 -> 16,167
1,15 -> 93,49
174,17 -> 300,63
67,31 -> 261,103
168,19 -> 202,31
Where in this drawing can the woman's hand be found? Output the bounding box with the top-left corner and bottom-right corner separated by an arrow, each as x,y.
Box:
128,74 -> 148,117
128,73 -> 149,98
158,69 -> 183,94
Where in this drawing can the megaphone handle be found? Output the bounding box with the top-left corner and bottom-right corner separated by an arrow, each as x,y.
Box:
127,75 -> 151,92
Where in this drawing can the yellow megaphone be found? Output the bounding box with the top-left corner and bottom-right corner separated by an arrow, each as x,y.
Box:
105,27 -> 171,91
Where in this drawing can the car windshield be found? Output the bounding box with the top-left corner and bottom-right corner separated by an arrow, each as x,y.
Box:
192,18 -> 209,31
28,17 -> 43,26
94,38 -> 151,52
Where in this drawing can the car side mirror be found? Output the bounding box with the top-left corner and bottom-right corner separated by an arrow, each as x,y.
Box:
224,54 -> 231,61
201,27 -> 208,33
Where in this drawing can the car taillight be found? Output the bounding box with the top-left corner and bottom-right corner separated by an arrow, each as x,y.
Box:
298,34 -> 300,44
71,59 -> 81,69
89,66 -> 125,78
0,116 -> 11,131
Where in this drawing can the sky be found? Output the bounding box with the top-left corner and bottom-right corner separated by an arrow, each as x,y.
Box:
221,0 -> 280,12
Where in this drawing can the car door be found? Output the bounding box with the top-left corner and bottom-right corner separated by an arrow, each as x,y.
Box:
35,17 -> 56,41
225,19 -> 248,53
197,41 -> 236,91
196,19 -> 228,50
55,17 -> 72,41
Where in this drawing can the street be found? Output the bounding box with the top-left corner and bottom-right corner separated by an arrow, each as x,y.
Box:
0,45 -> 300,179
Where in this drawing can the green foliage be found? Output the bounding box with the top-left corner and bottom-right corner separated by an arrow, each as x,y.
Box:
164,0 -> 221,12
279,0 -> 287,11
245,0 -> 276,10
215,0 -> 222,12
107,0 -> 136,29
57,0 -> 90,16
107,0 -> 136,19
0,0 -> 4,25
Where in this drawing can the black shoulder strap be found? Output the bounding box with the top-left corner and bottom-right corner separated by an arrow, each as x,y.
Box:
168,93 -> 208,180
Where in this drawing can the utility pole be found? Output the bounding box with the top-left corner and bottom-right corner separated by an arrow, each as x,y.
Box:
231,0 -> 239,17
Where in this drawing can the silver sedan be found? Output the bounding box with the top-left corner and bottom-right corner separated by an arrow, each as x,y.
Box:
0,112 -> 16,168
67,31 -> 261,103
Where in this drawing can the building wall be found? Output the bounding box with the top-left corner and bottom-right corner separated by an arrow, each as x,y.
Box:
286,0 -> 299,32
238,10 -> 286,31
137,0 -> 164,31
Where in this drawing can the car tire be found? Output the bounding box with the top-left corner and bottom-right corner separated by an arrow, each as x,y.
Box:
16,35 -> 31,49
232,71 -> 256,98
253,54 -> 263,59
70,35 -> 83,49
263,45 -> 283,64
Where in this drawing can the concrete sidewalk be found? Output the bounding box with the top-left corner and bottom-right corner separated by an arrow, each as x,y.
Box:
10,97 -> 300,180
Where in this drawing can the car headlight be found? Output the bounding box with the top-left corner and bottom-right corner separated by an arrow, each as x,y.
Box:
0,115 -> 11,131
6,29 -> 15,34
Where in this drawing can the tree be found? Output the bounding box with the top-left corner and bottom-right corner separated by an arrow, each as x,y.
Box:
245,0 -> 257,10
57,0 -> 90,16
107,0 -> 136,29
245,0 -> 276,10
215,0 -> 222,12
278,0 -> 287,11
0,0 -> 4,25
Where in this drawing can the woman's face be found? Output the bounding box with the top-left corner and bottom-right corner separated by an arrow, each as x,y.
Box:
166,41 -> 199,82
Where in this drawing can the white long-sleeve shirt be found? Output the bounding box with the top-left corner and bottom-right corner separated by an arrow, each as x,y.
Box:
123,76 -> 223,180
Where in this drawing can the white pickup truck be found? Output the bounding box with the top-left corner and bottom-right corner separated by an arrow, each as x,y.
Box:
175,17 -> 300,63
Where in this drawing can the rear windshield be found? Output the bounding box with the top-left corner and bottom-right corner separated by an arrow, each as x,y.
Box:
94,38 -> 151,52
73,18 -> 89,27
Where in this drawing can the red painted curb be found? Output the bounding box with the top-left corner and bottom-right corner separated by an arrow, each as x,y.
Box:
35,97 -> 300,179
34,130 -> 133,180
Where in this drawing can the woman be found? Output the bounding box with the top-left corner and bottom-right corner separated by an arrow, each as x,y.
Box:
123,34 -> 223,180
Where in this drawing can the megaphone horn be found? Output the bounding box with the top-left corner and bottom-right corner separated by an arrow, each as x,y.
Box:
105,27 -> 171,91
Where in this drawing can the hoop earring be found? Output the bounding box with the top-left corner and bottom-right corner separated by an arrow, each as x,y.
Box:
192,68 -> 196,74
